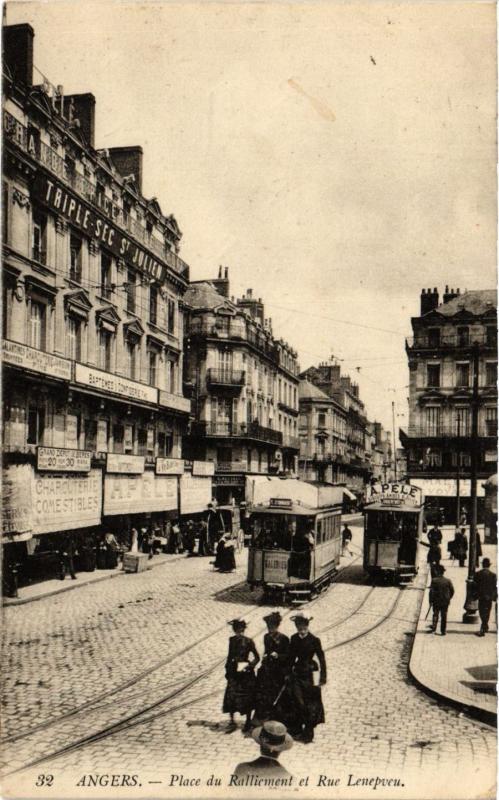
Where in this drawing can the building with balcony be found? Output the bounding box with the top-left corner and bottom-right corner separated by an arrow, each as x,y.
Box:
300,360 -> 372,491
298,379 -> 348,484
183,269 -> 300,503
367,421 -> 394,482
400,286 -> 497,523
2,24 -> 193,589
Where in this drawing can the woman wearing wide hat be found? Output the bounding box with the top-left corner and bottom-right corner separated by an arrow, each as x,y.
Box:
254,611 -> 290,725
285,613 -> 326,743
223,619 -> 260,732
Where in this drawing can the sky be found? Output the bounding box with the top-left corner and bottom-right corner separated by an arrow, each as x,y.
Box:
7,0 -> 497,435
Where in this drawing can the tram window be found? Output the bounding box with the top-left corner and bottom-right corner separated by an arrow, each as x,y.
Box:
367,511 -> 418,541
250,514 -> 294,550
317,521 -> 322,544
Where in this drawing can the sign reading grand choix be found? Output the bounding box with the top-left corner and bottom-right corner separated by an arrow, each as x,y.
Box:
33,172 -> 167,283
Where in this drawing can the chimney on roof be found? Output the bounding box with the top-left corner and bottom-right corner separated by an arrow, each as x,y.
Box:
3,24 -> 34,88
443,285 -> 460,305
63,93 -> 96,148
212,266 -> 230,298
108,146 -> 143,194
420,287 -> 439,315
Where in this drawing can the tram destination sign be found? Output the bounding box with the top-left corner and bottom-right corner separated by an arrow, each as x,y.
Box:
366,482 -> 422,508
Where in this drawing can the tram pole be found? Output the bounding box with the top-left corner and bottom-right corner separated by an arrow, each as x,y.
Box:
463,342 -> 480,622
392,401 -> 398,481
455,411 -> 461,527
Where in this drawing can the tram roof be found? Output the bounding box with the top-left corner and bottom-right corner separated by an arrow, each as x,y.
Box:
249,503 -> 340,516
364,502 -> 422,514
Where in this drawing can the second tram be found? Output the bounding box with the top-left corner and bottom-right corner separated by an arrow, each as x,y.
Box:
363,481 -> 424,584
246,477 -> 344,603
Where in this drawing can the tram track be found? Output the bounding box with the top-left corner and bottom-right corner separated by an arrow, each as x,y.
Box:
4,559 -> 409,777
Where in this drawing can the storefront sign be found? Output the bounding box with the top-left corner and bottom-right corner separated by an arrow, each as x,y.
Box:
180,474 -> 213,515
37,447 -> 92,472
213,475 -> 246,487
104,473 -> 178,515
3,339 -> 71,381
410,478 -> 485,498
156,457 -> 185,475
158,390 -> 191,414
106,454 -> 145,474
75,363 -> 157,405
32,470 -> 102,534
2,464 -> 33,537
367,481 -> 422,508
33,172 -> 168,283
192,461 -> 215,477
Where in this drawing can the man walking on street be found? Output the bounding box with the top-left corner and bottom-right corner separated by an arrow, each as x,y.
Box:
428,523 -> 443,547
342,523 -> 353,556
473,558 -> 497,636
429,564 -> 454,636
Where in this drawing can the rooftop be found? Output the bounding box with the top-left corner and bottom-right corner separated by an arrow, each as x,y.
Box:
299,379 -> 331,402
432,289 -> 496,318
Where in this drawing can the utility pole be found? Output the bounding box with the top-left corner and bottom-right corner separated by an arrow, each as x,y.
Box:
463,342 -> 480,622
392,401 -> 397,481
456,411 -> 461,527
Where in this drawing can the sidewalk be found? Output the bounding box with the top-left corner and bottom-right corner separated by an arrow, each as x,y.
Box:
3,551 -> 186,607
409,530 -> 497,725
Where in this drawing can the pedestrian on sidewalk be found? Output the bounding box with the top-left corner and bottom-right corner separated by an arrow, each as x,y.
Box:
58,533 -> 77,580
285,614 -> 326,743
421,539 -> 442,577
342,523 -> 353,556
454,528 -> 468,568
473,558 -> 497,636
254,611 -> 289,725
232,720 -> 293,779
428,523 -> 443,547
429,564 -> 454,636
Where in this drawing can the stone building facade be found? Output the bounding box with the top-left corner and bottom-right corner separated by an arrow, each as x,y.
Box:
2,24 -> 194,588
400,287 -> 497,524
183,270 -> 300,503
298,379 -> 348,484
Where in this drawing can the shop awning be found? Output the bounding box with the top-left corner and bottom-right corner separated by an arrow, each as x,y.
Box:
2,531 -> 33,544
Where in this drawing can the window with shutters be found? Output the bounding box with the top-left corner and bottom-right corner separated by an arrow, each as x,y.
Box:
69,232 -> 82,283
426,363 -> 440,388
32,210 -> 47,264
455,362 -> 470,387
424,406 -> 441,436
27,301 -> 46,351
66,317 -> 82,361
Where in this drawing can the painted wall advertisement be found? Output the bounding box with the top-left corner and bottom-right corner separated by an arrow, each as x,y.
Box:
104,473 -> 178,515
180,474 -> 213,515
3,339 -> 72,382
410,478 -> 485,498
32,469 -> 102,534
2,464 -> 33,539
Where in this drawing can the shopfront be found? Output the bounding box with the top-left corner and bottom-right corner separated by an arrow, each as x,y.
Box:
409,477 -> 486,525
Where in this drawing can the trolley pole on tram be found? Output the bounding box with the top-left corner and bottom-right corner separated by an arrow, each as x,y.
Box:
463,342 -> 480,622
392,401 -> 398,481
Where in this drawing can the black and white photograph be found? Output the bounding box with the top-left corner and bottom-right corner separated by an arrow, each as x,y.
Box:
1,1 -> 497,798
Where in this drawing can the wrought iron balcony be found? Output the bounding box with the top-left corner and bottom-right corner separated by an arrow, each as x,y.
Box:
206,368 -> 245,391
406,333 -> 497,351
401,424 -> 497,440
194,421 -> 282,445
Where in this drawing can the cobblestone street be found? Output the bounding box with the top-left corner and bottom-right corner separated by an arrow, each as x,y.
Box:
2,521 -> 495,799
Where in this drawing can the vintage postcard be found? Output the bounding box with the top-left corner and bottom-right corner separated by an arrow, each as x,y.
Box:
1,1 -> 496,799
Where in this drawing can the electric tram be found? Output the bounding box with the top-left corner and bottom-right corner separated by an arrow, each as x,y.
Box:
246,477 -> 344,604
363,481 -> 424,584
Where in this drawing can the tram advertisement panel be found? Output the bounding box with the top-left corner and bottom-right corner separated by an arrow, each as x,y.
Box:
366,481 -> 423,508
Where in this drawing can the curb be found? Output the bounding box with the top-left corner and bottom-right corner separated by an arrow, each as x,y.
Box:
407,567 -> 497,729
2,553 -> 187,607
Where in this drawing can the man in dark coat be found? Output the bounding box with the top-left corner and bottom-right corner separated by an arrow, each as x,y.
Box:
254,612 -> 290,724
428,524 -> 443,547
429,564 -> 454,635
473,558 -> 497,636
285,614 -> 326,743
58,533 -> 77,580
342,524 -> 353,556
233,721 -> 293,779
454,528 -> 468,567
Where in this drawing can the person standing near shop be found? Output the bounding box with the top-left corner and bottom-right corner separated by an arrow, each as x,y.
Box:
285,614 -> 326,744
58,533 -> 76,580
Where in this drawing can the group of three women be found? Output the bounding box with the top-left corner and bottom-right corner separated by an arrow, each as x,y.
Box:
223,611 -> 327,744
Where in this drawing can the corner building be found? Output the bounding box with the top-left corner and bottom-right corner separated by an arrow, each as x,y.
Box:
2,24 -> 191,588
183,270 -> 300,504
401,287 -> 497,524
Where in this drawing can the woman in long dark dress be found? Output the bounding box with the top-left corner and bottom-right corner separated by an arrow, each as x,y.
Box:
254,611 -> 289,725
285,613 -> 326,744
223,619 -> 259,732
219,534 -> 236,572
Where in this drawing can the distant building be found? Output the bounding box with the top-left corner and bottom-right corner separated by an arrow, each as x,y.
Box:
183,270 -> 300,503
300,361 -> 371,491
368,422 -> 393,482
401,287 -> 497,523
298,379 -> 347,484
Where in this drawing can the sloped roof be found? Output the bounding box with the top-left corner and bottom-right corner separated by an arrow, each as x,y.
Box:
184,281 -> 233,311
434,290 -> 496,317
299,379 -> 331,402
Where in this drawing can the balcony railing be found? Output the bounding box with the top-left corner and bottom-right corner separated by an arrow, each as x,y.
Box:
195,421 -> 283,445
3,110 -> 189,279
206,368 -> 245,389
406,333 -> 497,350
403,424 -> 497,439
